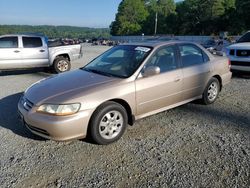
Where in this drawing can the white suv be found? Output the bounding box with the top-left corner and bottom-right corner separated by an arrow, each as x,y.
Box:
227,31 -> 250,72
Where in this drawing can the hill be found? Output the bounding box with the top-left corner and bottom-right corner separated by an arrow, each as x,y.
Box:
0,25 -> 110,39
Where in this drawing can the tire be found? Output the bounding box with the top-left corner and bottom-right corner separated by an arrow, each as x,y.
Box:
53,56 -> 71,73
89,101 -> 128,145
202,77 -> 220,105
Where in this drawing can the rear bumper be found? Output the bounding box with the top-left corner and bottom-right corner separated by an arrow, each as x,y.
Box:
18,99 -> 92,141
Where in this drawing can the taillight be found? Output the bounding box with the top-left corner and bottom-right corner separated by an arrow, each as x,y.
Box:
228,59 -> 231,68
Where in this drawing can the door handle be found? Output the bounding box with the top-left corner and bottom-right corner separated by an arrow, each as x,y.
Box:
39,49 -> 45,52
14,50 -> 20,53
174,77 -> 181,82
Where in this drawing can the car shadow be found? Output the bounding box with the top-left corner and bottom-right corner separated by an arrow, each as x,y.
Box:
0,92 -> 46,141
182,103 -> 250,130
0,68 -> 52,77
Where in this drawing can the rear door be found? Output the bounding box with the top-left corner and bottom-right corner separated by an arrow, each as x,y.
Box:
178,43 -> 211,100
0,36 -> 22,69
135,45 -> 183,116
21,36 -> 49,67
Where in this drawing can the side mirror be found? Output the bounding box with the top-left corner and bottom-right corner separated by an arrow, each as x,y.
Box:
142,66 -> 160,77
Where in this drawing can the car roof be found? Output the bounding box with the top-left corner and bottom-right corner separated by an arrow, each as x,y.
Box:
120,40 -> 198,48
0,33 -> 45,38
119,40 -> 216,60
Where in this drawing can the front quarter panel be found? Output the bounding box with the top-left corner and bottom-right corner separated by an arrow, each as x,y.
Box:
79,80 -> 136,116
43,79 -> 137,117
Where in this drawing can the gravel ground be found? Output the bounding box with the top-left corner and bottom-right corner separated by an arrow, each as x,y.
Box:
0,44 -> 249,188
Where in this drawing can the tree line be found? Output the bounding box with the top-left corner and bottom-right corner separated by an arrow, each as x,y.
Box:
110,0 -> 250,36
0,25 -> 110,39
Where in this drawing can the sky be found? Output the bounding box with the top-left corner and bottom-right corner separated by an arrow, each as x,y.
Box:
0,0 -> 182,28
0,0 -> 122,28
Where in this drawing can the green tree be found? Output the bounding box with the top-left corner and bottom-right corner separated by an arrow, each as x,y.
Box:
234,0 -> 250,32
143,0 -> 176,35
110,0 -> 248,36
174,0 -> 236,35
110,0 -> 149,35
145,0 -> 176,16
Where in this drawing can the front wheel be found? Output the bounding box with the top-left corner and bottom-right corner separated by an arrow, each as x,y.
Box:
53,57 -> 71,73
89,102 -> 128,145
202,77 -> 220,105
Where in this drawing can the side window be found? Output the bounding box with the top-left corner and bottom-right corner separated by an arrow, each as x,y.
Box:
22,37 -> 43,48
179,44 -> 204,67
0,37 -> 18,48
145,45 -> 177,73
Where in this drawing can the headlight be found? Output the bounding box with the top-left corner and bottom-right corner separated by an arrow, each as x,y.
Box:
37,103 -> 81,116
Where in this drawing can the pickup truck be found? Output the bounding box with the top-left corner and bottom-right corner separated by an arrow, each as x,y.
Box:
227,31 -> 250,72
0,34 -> 83,73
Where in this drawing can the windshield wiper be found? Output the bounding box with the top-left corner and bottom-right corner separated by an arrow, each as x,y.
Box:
82,68 -> 115,77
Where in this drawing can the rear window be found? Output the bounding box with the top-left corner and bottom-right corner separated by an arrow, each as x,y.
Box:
0,37 -> 18,48
22,37 -> 43,48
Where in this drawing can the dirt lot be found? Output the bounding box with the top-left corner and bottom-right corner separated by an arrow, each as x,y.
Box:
0,44 -> 249,188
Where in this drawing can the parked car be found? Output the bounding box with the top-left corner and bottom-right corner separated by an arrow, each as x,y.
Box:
206,39 -> 231,55
226,31 -> 250,72
18,41 -> 232,145
0,34 -> 83,73
201,39 -> 217,49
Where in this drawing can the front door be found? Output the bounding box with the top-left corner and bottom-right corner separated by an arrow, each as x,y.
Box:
0,36 -> 22,69
135,45 -> 183,117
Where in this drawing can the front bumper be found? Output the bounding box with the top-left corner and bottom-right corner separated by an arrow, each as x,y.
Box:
228,55 -> 250,72
18,98 -> 93,141
231,65 -> 250,72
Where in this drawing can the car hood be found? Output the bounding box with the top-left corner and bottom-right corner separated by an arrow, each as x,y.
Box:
25,69 -> 117,105
228,42 -> 250,50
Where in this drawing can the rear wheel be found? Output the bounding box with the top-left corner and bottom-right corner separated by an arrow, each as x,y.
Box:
202,77 -> 220,105
53,56 -> 71,73
89,101 -> 128,145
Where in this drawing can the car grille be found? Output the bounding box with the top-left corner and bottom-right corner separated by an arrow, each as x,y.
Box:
231,61 -> 250,67
20,97 -> 34,111
229,49 -> 235,56
236,50 -> 250,57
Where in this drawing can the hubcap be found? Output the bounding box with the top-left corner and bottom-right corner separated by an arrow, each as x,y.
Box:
57,60 -> 69,72
99,111 -> 123,140
208,81 -> 218,101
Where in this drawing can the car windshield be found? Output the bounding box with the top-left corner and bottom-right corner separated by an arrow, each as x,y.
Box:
237,32 -> 250,43
82,45 -> 152,78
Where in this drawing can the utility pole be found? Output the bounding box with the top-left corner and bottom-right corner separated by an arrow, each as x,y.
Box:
154,12 -> 158,35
